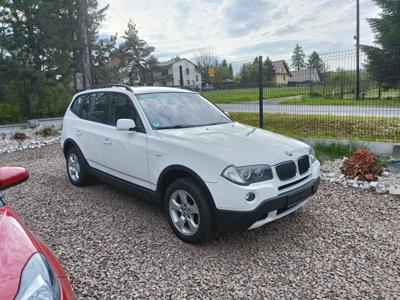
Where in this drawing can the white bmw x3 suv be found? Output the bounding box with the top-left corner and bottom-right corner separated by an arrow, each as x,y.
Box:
61,85 -> 320,243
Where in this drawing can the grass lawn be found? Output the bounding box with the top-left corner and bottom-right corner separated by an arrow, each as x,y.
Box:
230,112 -> 400,142
201,86 -> 319,103
281,96 -> 400,106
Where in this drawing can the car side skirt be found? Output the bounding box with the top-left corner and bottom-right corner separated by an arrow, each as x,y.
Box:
88,167 -> 161,206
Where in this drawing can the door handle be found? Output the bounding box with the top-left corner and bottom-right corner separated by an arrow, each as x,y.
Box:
103,138 -> 112,145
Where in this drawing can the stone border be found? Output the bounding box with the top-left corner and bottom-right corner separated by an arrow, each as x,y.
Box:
321,158 -> 400,196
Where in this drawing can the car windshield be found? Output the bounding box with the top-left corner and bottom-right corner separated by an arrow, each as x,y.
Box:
136,92 -> 232,130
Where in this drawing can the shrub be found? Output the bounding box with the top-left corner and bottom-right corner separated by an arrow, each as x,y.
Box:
314,142 -> 363,163
12,132 -> 28,141
0,103 -> 22,125
35,125 -> 60,137
341,148 -> 384,182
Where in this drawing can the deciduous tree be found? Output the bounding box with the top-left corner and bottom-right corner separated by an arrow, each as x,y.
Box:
263,56 -> 275,83
362,0 -> 400,89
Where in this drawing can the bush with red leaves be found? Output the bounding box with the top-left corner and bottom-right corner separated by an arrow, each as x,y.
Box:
341,148 -> 384,182
12,132 -> 27,141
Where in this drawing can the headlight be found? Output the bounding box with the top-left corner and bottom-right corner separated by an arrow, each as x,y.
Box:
309,147 -> 317,164
222,165 -> 273,185
15,253 -> 60,300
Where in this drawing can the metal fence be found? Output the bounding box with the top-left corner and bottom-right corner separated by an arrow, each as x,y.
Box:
201,49 -> 400,143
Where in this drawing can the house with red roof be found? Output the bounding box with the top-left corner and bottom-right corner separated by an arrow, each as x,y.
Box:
272,60 -> 292,85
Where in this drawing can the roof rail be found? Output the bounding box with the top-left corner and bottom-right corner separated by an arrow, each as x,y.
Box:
102,84 -> 134,93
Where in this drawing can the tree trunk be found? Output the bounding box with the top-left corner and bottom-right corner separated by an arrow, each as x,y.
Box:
27,78 -> 38,119
76,0 -> 93,89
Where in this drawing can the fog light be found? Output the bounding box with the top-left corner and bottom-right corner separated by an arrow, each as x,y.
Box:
245,193 -> 256,202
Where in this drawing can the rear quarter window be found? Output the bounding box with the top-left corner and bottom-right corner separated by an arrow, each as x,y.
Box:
70,93 -> 108,125
70,95 -> 86,117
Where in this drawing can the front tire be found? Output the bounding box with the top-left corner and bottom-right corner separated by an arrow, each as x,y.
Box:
66,147 -> 90,187
165,178 -> 214,243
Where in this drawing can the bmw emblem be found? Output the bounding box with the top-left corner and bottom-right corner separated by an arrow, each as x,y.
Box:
285,151 -> 293,157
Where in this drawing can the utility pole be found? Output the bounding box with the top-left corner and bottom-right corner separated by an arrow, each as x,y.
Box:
179,66 -> 184,89
355,0 -> 360,100
258,56 -> 263,129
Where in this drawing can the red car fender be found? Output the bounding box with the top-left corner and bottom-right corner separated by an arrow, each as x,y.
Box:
0,206 -> 74,300
34,238 -> 75,300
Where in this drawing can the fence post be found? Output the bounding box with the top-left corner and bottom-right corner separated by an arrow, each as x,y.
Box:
258,56 -> 263,129
179,66 -> 184,89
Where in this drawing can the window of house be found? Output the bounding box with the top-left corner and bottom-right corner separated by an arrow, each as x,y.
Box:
186,68 -> 190,75
196,75 -> 199,82
186,80 -> 190,85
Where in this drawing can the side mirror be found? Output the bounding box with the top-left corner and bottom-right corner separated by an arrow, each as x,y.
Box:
0,166 -> 29,191
116,119 -> 136,132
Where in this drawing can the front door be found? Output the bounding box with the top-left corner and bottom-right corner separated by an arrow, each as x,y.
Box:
101,93 -> 150,189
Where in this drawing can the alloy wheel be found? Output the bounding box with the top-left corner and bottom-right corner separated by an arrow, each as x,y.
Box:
68,153 -> 81,182
169,190 -> 200,236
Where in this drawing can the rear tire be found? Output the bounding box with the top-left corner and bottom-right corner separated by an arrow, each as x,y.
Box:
165,178 -> 214,243
66,147 -> 90,187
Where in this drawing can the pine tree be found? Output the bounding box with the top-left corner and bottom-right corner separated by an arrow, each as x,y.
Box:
291,44 -> 306,71
76,0 -> 93,88
228,64 -> 234,78
117,20 -> 157,85
221,59 -> 228,67
363,0 -> 400,89
307,51 -> 325,76
0,0 -> 76,118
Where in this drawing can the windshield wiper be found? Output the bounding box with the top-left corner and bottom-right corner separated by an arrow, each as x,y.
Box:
157,121 -> 231,130
157,125 -> 197,130
204,121 -> 231,126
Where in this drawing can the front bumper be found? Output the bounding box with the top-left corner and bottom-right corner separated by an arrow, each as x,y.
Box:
214,178 -> 320,232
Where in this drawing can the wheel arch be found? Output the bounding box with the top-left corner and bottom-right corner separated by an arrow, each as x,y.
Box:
157,165 -> 216,211
63,138 -> 80,158
63,139 -> 90,169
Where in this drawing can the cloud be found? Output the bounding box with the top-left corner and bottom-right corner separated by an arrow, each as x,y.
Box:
98,0 -> 380,62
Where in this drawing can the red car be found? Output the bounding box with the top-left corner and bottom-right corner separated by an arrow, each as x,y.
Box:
0,166 -> 74,300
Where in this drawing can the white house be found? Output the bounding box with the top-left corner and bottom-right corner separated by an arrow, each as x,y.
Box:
154,58 -> 202,89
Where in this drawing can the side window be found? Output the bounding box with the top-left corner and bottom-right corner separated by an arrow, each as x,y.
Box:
70,95 -> 85,117
81,93 -> 108,124
107,93 -> 144,131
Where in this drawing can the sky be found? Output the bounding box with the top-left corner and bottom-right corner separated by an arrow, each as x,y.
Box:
98,0 -> 381,63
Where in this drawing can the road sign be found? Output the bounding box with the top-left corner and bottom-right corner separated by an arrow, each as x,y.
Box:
208,66 -> 215,78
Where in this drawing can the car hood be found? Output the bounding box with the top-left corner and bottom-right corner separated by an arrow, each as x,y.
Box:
0,206 -> 38,300
157,122 -> 310,166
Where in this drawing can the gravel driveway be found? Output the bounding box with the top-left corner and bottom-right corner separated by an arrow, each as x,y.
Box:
1,144 -> 399,299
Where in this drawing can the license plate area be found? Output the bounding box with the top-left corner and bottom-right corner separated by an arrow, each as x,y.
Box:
287,187 -> 313,207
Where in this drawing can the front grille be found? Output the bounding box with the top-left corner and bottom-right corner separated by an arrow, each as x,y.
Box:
298,155 -> 310,175
275,161 -> 297,181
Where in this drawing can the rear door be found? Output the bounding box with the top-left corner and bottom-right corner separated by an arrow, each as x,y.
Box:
72,92 -> 109,171
101,93 -> 150,189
